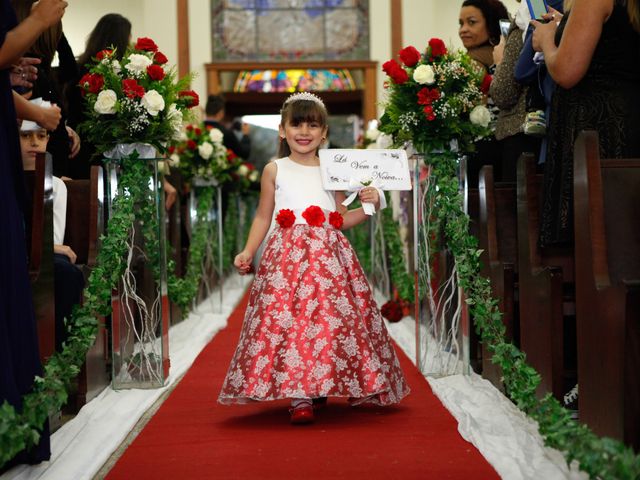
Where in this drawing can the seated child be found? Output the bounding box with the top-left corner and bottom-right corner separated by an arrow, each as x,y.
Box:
20,103 -> 85,352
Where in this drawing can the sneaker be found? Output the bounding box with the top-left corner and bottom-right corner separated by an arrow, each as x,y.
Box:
290,404 -> 314,424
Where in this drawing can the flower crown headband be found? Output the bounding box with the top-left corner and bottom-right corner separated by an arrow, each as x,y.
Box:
284,92 -> 325,108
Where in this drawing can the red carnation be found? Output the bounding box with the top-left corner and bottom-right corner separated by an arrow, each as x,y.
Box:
179,90 -> 199,108
135,37 -> 158,52
428,38 -> 447,58
96,49 -> 113,60
302,205 -> 326,227
398,46 -> 421,67
194,127 -> 202,136
380,300 -> 404,322
227,149 -> 238,162
186,124 -> 194,131
276,209 -> 296,228
480,73 -> 493,94
79,73 -> 104,94
147,64 -> 165,81
382,59 -> 409,84
154,51 -> 168,64
417,87 -> 440,106
187,140 -> 197,150
423,105 -> 436,121
328,211 -> 344,229
122,78 -> 145,98
168,146 -> 176,154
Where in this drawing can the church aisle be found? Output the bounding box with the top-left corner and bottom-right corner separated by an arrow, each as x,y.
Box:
105,292 -> 498,479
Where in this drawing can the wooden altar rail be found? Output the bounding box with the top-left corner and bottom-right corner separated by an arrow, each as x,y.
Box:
204,60 -> 378,122
573,130 -> 640,450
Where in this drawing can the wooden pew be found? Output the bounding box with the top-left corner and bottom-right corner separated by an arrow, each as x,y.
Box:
478,166 -> 518,388
573,130 -> 640,450
516,154 -> 569,399
63,165 -> 109,408
24,152 -> 56,364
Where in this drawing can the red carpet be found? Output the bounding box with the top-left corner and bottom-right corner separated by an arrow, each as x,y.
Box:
106,290 -> 498,479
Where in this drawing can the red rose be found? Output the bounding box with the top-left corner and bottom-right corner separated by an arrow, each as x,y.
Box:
122,78 -> 145,98
328,211 -> 344,229
398,46 -> 421,67
186,124 -> 194,131
135,37 -> 158,52
417,87 -> 440,106
187,140 -> 197,150
423,105 -> 436,121
276,209 -> 296,228
154,51 -> 168,64
96,49 -> 113,60
302,205 -> 326,227
79,73 -> 104,94
382,59 -> 409,84
168,146 -> 176,154
428,38 -> 447,58
380,300 -> 403,322
194,127 -> 202,136
480,73 -> 493,94
179,90 -> 199,108
147,64 -> 165,81
244,162 -> 255,171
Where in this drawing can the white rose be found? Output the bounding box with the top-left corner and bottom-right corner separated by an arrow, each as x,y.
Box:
94,89 -> 117,114
125,53 -> 153,76
365,128 -> 380,141
166,104 -> 183,139
237,164 -> 249,177
375,132 -> 393,149
249,170 -> 259,182
413,64 -> 436,85
469,105 -> 491,128
198,142 -> 214,160
169,153 -> 180,166
209,128 -> 224,144
141,90 -> 165,116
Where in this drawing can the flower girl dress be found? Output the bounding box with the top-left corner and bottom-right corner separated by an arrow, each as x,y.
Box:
219,157 -> 409,405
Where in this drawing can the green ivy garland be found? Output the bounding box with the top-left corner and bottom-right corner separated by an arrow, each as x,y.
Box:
380,204 -> 413,302
426,150 -> 640,479
0,153 -> 152,467
223,193 -> 239,273
167,186 -> 215,315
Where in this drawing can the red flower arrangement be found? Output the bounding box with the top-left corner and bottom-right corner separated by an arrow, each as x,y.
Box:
302,206 -> 326,227
78,73 -> 104,95
382,59 -> 409,85
398,46 -> 420,67
276,209 -> 296,228
328,211 -> 344,229
380,300 -> 404,323
135,37 -> 158,52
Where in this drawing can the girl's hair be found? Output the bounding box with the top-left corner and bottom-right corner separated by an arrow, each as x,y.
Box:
12,0 -> 61,67
77,14 -> 132,68
461,0 -> 510,46
277,97 -> 328,158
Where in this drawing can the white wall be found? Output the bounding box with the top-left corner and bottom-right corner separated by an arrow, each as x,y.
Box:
62,0 -> 522,117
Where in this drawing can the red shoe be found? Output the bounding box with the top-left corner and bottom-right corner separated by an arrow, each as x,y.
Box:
290,404 -> 314,424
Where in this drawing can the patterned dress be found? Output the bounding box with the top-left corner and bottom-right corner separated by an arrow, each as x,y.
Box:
219,157 -> 410,406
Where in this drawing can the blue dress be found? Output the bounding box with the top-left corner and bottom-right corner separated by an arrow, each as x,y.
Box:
0,0 -> 50,465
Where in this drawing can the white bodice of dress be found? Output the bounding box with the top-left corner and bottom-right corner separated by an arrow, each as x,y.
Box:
273,157 -> 335,223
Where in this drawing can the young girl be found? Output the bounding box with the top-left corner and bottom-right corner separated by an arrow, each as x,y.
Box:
218,93 -> 410,424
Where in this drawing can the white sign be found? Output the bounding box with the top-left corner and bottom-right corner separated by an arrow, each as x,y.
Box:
319,149 -> 412,191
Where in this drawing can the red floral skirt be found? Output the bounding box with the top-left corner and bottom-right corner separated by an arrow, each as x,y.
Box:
218,224 -> 410,406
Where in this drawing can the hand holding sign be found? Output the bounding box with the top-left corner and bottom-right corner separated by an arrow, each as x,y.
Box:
319,149 -> 411,215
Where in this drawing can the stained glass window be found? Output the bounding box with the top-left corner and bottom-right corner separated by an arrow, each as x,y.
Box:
211,0 -> 369,61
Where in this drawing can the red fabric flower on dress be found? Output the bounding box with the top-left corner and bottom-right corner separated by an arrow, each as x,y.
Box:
122,79 -> 145,98
398,46 -> 421,67
154,51 -> 168,64
382,59 -> 409,84
276,209 -> 296,228
79,73 -> 104,95
380,300 -> 404,322
302,206 -> 326,227
428,38 -> 447,58
135,37 -> 158,52
147,64 -> 165,81
328,211 -> 344,229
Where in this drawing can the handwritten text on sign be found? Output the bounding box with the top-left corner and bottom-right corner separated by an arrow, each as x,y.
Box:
319,149 -> 412,191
